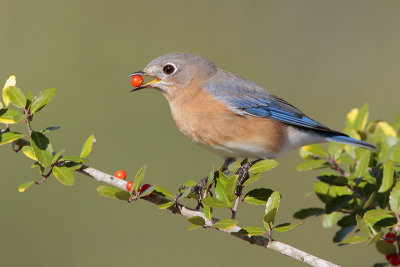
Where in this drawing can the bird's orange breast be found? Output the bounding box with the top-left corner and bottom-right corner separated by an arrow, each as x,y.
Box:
168,86 -> 288,159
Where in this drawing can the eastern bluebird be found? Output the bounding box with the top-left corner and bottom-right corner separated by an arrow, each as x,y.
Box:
130,52 -> 375,163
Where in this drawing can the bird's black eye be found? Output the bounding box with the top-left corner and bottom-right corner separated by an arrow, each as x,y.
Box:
162,64 -> 175,75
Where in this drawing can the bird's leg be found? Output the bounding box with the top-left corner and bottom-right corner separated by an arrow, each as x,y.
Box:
219,157 -> 236,173
196,157 -> 235,208
230,159 -> 262,219
175,158 -> 236,210
234,159 -> 262,196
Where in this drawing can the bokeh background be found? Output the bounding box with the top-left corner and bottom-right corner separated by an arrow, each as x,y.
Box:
1,0 -> 399,266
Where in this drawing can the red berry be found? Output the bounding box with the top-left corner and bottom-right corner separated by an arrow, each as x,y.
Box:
126,181 -> 133,192
388,254 -> 400,266
130,75 -> 144,87
115,170 -> 127,180
385,232 -> 397,244
140,183 -> 151,194
387,254 -> 396,261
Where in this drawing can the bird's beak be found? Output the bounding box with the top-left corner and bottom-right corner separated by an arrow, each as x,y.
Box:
129,70 -> 160,92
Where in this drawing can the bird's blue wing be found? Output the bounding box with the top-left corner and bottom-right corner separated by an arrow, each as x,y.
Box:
204,70 -> 338,133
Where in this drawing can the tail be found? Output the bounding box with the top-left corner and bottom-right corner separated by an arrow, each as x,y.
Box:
325,134 -> 376,150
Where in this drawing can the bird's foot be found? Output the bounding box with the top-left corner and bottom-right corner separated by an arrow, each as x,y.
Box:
234,159 -> 262,196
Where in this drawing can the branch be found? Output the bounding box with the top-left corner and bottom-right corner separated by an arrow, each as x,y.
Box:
77,165 -> 340,267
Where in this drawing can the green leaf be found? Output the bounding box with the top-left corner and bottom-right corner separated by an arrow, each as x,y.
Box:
22,146 -> 38,161
322,212 -> 341,228
202,197 -> 230,208
325,195 -> 353,214
238,226 -> 265,236
363,192 -> 376,209
363,209 -> 396,227
80,135 -> 95,158
115,191 -> 131,200
40,126 -> 61,134
207,170 -> 214,187
31,162 -> 44,174
354,150 -> 370,178
353,103 -> 369,131
30,88 -> 56,114
157,201 -> 174,209
396,113 -> 400,130
296,159 -> 329,171
317,175 -> 348,186
244,188 -> 273,205
225,175 -> 238,202
97,185 -> 124,199
63,162 -> 82,170
4,86 -> 26,108
0,132 -> 24,145
153,186 -> 174,199
184,180 -> 197,187
249,159 -> 279,173
133,165 -> 146,193
18,181 -> 35,192
59,155 -> 87,163
389,180 -> 400,214
264,208 -> 277,225
139,185 -> 154,197
2,75 -> 16,107
379,160 -> 394,193
217,171 -> 229,184
204,206 -> 213,220
379,142 -> 400,164
368,231 -> 383,245
187,216 -> 205,226
339,236 -> 368,245
301,144 -> 329,158
264,191 -> 280,225
376,240 -> 397,255
242,173 -> 260,187
0,108 -> 25,124
51,149 -> 65,165
214,176 -> 231,207
313,182 -> 333,204
293,207 -> 325,219
356,215 -> 371,237
53,166 -> 74,186
265,191 -> 280,215
274,222 -> 303,232
180,187 -> 191,199
25,92 -> 32,109
30,131 -> 53,168
333,226 -> 355,243
328,143 -> 345,160
337,214 -> 356,227
214,219 -> 238,229
187,225 -> 202,230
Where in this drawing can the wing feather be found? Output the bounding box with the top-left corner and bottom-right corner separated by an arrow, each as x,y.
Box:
204,70 -> 345,136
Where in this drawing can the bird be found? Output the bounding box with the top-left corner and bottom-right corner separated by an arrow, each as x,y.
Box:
129,52 -> 375,168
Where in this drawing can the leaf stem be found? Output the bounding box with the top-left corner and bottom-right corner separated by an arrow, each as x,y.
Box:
35,166 -> 54,185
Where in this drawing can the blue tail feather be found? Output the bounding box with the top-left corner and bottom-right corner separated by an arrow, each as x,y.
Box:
325,135 -> 376,150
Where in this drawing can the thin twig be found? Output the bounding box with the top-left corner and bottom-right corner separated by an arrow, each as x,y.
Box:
231,196 -> 241,219
77,165 -> 340,267
328,158 -> 349,177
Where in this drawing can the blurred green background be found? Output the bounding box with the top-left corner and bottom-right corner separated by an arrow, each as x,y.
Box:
1,0 -> 399,266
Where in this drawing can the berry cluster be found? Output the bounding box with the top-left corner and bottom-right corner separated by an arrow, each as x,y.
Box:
385,233 -> 399,266
114,170 -> 151,195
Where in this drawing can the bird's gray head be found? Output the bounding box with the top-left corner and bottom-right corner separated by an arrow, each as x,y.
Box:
130,52 -> 217,99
